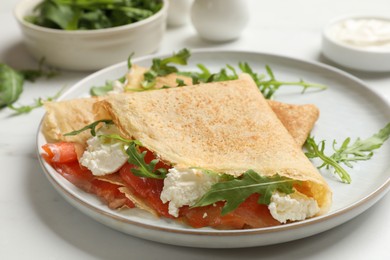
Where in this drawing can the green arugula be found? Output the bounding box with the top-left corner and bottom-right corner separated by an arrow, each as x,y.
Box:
64,119 -> 114,136
8,86 -> 64,115
192,170 -> 297,215
305,123 -> 390,183
240,63 -> 327,99
126,143 -> 167,179
90,53 -> 132,96
181,62 -> 327,99
89,48 -> 325,98
64,119 -> 167,179
1,60 -> 58,110
0,64 -> 24,108
26,0 -> 162,30
141,48 -> 191,89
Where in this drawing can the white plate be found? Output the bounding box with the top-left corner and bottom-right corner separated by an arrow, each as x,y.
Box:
36,50 -> 390,248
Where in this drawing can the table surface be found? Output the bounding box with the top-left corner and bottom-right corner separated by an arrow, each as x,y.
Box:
1,0 -> 390,259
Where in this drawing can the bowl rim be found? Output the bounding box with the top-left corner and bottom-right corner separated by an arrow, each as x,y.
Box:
14,0 -> 168,35
322,13 -> 390,54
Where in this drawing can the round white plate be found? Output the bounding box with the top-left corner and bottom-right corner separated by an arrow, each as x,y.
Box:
36,50 -> 390,248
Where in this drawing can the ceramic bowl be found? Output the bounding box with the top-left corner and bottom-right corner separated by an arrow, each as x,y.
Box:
14,0 -> 168,71
322,14 -> 390,72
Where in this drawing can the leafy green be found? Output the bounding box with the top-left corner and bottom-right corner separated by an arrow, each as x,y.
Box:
26,0 -> 163,30
96,134 -> 167,179
89,48 -> 325,98
63,119 -> 167,179
305,137 -> 352,183
90,53 -> 133,96
0,64 -> 24,108
141,48 -> 191,89
0,60 -> 59,110
241,63 -> 327,99
8,86 -> 64,115
125,143 -> 167,179
92,49 -> 191,94
180,61 -> 327,99
90,77 -> 126,96
192,170 -> 297,215
63,119 -> 114,136
305,123 -> 390,183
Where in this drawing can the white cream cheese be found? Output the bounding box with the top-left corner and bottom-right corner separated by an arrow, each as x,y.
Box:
328,18 -> 390,51
108,80 -> 126,94
268,191 -> 319,224
80,124 -> 128,176
160,168 -> 219,217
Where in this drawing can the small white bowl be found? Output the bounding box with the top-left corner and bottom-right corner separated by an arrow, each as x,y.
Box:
14,0 -> 168,71
322,15 -> 390,72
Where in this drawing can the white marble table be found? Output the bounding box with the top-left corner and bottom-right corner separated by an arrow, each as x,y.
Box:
1,0 -> 389,259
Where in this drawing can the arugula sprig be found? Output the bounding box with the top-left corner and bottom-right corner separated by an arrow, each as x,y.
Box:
26,0 -> 163,30
305,123 -> 390,183
181,62 -> 327,99
89,48 -> 325,98
141,48 -> 191,89
90,50 -> 191,95
0,59 -> 58,109
126,143 -> 167,179
8,89 -> 63,115
193,170 -> 297,215
63,119 -> 114,137
90,54 -> 133,96
240,63 -> 327,99
64,119 -> 167,179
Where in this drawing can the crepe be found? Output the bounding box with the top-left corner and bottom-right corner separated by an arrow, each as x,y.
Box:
268,100 -> 319,146
95,74 -> 332,214
42,96 -> 318,147
42,97 -> 104,145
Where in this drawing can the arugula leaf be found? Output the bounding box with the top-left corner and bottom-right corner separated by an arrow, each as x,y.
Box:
63,119 -> 167,179
192,170 -> 296,215
305,137 -> 352,183
141,48 -> 191,88
125,143 -> 167,179
305,123 -> 390,183
8,86 -> 64,115
63,119 -> 114,136
1,60 -> 59,110
181,61 -> 327,99
0,64 -> 24,108
26,0 -> 163,30
90,53 -> 133,96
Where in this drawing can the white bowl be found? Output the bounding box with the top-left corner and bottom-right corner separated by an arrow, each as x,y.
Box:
322,14 -> 390,72
14,0 -> 168,71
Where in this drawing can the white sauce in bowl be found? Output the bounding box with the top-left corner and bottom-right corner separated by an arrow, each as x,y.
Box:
327,18 -> 390,51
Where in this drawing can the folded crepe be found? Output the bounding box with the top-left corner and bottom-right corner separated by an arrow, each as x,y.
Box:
94,74 -> 331,215
42,98 -> 318,147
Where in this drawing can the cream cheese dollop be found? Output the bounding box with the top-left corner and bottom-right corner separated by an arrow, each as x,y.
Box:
160,168 -> 220,217
268,191 -> 320,223
79,124 -> 128,176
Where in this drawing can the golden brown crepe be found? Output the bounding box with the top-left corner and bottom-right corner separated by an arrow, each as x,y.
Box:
124,65 -> 319,146
42,97 -> 318,147
95,74 -> 332,214
268,100 -> 319,146
42,97 -> 104,145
